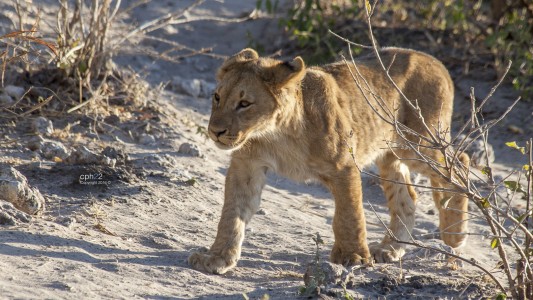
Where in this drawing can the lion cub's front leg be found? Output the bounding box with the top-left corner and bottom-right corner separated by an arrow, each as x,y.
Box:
188,158 -> 266,274
323,168 -> 371,265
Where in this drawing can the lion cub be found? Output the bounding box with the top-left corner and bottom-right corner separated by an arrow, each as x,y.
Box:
188,48 -> 469,274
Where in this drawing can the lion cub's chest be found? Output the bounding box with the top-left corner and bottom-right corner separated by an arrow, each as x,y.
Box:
253,139 -> 317,183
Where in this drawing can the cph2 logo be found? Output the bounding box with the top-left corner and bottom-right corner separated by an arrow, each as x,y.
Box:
79,173 -> 109,185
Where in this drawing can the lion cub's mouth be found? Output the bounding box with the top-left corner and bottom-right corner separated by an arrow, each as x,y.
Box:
213,136 -> 246,151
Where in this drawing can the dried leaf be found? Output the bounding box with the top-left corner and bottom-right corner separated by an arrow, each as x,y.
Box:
508,125 -> 524,134
481,166 -> 492,177
490,237 -> 500,249
517,212 -> 530,223
94,223 -> 116,236
365,0 -> 372,14
480,198 -> 491,209
505,141 -> 525,154
496,292 -> 507,300
185,178 -> 197,186
504,181 -> 527,194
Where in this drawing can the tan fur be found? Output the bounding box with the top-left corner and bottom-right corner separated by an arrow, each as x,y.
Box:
188,48 -> 470,274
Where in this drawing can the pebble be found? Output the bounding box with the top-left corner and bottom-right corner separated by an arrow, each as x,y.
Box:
104,114 -> 121,125
178,142 -> 202,157
0,166 -> 46,215
144,154 -> 176,168
139,134 -> 156,145
27,135 -> 45,151
58,216 -> 77,229
256,208 -> 268,215
0,200 -> 31,225
32,116 -> 54,135
27,136 -> 70,160
171,76 -> 215,98
65,145 -> 116,167
303,261 -> 355,288
4,85 -> 25,99
0,93 -> 14,106
172,169 -> 192,182
101,146 -> 128,165
41,141 -> 70,160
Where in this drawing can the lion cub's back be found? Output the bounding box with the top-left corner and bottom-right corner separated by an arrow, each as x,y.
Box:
326,47 -> 455,134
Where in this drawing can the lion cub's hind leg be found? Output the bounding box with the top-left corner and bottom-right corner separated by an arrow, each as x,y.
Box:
428,153 -> 470,250
370,153 -> 418,263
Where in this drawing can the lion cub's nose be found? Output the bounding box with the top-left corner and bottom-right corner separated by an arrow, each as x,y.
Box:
210,127 -> 227,138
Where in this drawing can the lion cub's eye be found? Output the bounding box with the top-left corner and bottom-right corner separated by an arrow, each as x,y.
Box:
237,100 -> 252,110
213,93 -> 220,102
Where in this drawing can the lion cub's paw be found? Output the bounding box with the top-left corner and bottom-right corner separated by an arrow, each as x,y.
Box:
369,242 -> 405,263
188,250 -> 237,274
330,244 -> 371,266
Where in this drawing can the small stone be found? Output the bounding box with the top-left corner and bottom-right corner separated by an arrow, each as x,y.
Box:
41,141 -> 70,160
65,146 -> 116,167
139,134 -> 156,145
256,208 -> 268,215
27,137 -> 70,160
172,169 -> 192,182
104,114 -> 121,125
427,209 -> 435,215
0,166 -> 46,215
27,135 -> 45,151
0,93 -> 14,106
58,216 -> 76,229
0,200 -> 31,225
32,116 -> 54,135
4,85 -> 25,99
303,261 -> 356,289
171,76 -> 215,98
178,142 -> 202,157
101,146 -> 128,165
172,76 -> 201,97
143,154 -> 176,169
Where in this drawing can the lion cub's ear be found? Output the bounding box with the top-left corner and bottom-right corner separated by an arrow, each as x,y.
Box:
263,56 -> 306,88
217,48 -> 259,81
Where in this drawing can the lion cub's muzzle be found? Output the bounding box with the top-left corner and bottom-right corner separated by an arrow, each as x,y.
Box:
208,125 -> 227,142
208,124 -> 241,150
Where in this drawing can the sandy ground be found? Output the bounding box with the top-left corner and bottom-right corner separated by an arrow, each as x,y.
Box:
1,0 -> 532,299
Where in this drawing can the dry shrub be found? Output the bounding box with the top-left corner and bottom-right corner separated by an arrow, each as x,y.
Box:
335,2 -> 532,298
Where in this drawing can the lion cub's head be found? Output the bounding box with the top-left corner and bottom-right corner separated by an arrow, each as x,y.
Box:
208,48 -> 305,150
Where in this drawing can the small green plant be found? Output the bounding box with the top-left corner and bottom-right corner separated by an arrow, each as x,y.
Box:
256,0 -> 279,14
486,7 -> 533,101
257,0 -> 363,63
299,232 -> 325,296
56,0 -> 119,93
